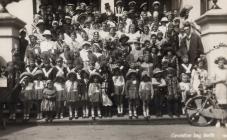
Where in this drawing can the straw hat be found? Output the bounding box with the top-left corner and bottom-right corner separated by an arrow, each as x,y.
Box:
89,72 -> 102,81
36,19 -> 44,26
119,34 -> 129,43
140,2 -> 148,9
153,68 -> 163,75
128,1 -> 136,6
126,69 -> 137,79
161,17 -> 168,22
20,72 -> 33,79
42,30 -> 52,37
141,71 -> 150,78
67,71 -> 77,79
152,1 -> 160,7
116,0 -> 123,6
33,69 -> 44,78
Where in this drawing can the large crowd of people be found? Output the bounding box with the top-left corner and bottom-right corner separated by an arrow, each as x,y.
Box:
1,0 -> 227,127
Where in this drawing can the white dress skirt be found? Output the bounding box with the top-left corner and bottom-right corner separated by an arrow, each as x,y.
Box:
212,67 -> 227,105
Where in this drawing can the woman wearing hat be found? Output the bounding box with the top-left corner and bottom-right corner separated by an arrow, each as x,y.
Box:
25,35 -> 41,63
152,1 -> 161,21
140,2 -> 152,20
88,72 -> 102,120
39,30 -> 55,53
211,57 -> 227,127
33,19 -> 45,42
158,17 -> 169,35
65,71 -> 81,120
125,69 -> 139,119
152,68 -> 167,117
19,72 -> 34,121
33,70 -> 45,120
127,23 -> 143,62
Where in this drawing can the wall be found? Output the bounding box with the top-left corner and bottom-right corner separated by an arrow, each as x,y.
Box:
6,0 -> 33,34
180,0 -> 201,20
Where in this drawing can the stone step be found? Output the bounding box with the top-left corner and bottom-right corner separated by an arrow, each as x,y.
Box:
5,115 -> 188,126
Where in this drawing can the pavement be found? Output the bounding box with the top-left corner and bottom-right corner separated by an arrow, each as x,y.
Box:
5,115 -> 187,125
0,124 -> 226,140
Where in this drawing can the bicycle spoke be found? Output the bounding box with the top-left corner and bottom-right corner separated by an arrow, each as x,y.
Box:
197,115 -> 208,124
186,109 -> 198,117
194,98 -> 202,109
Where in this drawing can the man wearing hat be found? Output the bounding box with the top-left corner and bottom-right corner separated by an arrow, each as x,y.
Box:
104,3 -> 113,16
115,0 -> 124,18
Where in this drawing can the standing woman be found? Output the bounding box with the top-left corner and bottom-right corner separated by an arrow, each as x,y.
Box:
127,24 -> 142,62
211,57 -> 227,127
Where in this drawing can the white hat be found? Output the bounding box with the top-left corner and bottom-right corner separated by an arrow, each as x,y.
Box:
37,19 -> 44,26
152,1 -> 160,7
128,1 -> 136,6
161,17 -> 168,22
42,30 -> 52,37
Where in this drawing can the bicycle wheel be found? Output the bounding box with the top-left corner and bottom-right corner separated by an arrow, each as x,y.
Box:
185,96 -> 215,126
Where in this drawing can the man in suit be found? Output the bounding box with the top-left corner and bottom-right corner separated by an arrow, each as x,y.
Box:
178,23 -> 204,65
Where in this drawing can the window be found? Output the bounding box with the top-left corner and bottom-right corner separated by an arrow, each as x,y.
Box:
201,0 -> 213,15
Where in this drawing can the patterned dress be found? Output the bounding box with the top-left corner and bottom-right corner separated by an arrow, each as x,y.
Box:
41,88 -> 56,111
88,83 -> 102,104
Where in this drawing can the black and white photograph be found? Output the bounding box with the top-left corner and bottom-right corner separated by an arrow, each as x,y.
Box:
0,0 -> 227,139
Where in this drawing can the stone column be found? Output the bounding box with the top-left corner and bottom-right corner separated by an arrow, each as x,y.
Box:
0,12 -> 26,65
195,9 -> 227,74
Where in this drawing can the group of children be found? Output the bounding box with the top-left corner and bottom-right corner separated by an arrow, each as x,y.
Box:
16,49 -> 208,122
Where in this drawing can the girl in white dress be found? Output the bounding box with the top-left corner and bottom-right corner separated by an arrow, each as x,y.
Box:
191,58 -> 208,95
211,57 -> 227,127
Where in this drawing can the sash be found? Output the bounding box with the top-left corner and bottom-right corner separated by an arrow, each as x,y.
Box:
181,64 -> 192,74
56,66 -> 64,76
26,67 -> 38,74
42,67 -> 53,78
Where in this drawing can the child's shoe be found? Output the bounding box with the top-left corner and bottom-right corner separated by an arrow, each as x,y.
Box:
215,121 -> 221,128
60,113 -> 63,119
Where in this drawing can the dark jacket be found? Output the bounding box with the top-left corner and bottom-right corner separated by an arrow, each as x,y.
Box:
178,32 -> 204,65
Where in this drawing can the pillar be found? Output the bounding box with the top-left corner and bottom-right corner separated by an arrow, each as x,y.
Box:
0,12 -> 26,65
195,9 -> 227,74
